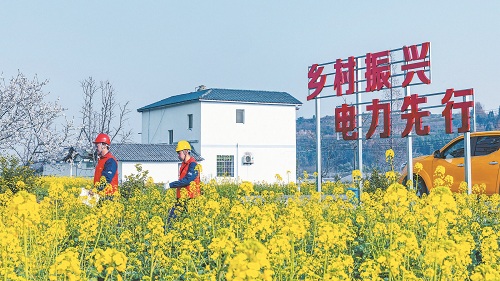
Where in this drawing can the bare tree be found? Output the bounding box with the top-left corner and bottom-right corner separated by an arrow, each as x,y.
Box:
0,71 -> 75,164
78,77 -> 132,153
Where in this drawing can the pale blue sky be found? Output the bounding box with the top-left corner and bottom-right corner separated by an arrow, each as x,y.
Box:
1,1 -> 499,142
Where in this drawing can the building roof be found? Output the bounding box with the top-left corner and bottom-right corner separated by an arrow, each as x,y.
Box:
111,143 -> 204,162
137,88 -> 302,112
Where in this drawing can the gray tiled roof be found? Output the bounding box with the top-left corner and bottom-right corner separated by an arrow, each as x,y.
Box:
111,143 -> 203,162
137,88 -> 302,112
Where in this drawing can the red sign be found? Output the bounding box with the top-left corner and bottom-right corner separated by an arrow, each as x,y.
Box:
307,64 -> 326,101
442,88 -> 474,133
331,89 -> 474,140
365,50 -> 391,92
308,41 -> 475,140
402,42 -> 431,87
366,99 -> 390,139
308,42 -> 431,97
333,57 -> 356,96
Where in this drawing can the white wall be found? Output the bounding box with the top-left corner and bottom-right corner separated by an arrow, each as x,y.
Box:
200,102 -> 296,146
141,103 -> 201,151
119,162 -> 180,184
199,101 -> 297,183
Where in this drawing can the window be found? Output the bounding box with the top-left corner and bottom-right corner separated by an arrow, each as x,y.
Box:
217,155 -> 234,177
236,109 -> 245,124
442,139 -> 464,159
474,136 -> 500,156
188,114 -> 193,130
168,130 -> 173,144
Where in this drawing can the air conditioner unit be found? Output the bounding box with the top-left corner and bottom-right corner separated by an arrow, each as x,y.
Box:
242,152 -> 254,165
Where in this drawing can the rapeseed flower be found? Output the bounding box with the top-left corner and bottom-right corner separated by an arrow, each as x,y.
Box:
384,171 -> 397,182
239,181 -> 254,196
352,169 -> 362,182
385,149 -> 394,162
93,248 -> 127,274
414,162 -> 423,173
49,249 -> 82,281
225,239 -> 273,281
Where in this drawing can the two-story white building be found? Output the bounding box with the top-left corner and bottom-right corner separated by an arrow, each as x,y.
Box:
137,87 -> 302,183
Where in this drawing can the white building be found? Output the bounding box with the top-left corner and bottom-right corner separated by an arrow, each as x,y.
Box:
137,87 -> 302,183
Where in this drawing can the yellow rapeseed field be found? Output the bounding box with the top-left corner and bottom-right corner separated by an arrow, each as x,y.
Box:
1,161 -> 500,280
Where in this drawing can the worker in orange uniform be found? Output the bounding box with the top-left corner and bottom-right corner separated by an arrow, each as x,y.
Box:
93,133 -> 119,198
164,140 -> 200,220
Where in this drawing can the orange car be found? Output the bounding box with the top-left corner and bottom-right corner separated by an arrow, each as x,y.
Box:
400,131 -> 500,195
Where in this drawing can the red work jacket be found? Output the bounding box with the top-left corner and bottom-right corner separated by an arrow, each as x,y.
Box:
176,157 -> 200,199
93,151 -> 119,195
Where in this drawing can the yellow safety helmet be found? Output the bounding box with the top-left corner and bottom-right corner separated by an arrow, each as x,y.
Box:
176,140 -> 191,152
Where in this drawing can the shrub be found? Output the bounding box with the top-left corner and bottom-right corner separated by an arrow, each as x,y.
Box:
0,155 -> 38,194
119,164 -> 151,199
363,167 -> 389,193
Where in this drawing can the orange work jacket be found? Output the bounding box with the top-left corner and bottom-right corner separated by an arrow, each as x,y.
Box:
93,151 -> 119,195
176,157 -> 200,199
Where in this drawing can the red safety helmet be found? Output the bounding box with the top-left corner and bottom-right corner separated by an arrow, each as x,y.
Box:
93,133 -> 111,145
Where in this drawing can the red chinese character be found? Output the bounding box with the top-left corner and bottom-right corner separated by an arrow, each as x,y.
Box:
333,56 -> 356,96
401,94 -> 430,137
307,64 -> 327,101
365,50 -> 391,92
401,42 -> 431,87
441,88 -> 474,133
366,99 -> 391,139
335,104 -> 358,140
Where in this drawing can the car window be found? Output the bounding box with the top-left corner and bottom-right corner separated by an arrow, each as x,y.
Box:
442,139 -> 464,159
474,136 -> 500,156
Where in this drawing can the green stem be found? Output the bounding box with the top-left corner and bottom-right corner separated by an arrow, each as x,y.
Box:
3,248 -> 7,281
93,221 -> 104,250
289,238 -> 295,280
23,220 -> 29,279
149,251 -> 156,280
103,269 -> 111,281
322,253 -> 328,278
81,238 -> 90,280
433,213 -> 441,281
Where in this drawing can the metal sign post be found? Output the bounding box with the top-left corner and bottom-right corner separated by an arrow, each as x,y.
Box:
316,96 -> 322,193
464,93 -> 472,194
355,57 -> 363,195
404,85 -> 413,186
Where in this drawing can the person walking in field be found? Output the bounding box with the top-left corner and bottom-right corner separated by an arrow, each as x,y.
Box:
92,133 -> 119,198
164,140 -> 201,220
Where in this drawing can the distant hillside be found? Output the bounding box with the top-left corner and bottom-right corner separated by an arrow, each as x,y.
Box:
296,104 -> 500,177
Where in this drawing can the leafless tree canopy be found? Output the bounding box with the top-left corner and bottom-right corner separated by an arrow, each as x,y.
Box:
79,77 -> 133,152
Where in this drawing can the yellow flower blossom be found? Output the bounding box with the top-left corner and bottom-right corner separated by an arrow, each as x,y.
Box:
225,239 -> 273,281
414,162 -> 423,173
352,170 -> 362,182
93,248 -> 128,274
275,174 -> 283,182
239,181 -> 255,196
385,171 -> 397,182
434,165 -> 446,178
385,149 -> 395,162
195,163 -> 203,173
49,249 -> 82,281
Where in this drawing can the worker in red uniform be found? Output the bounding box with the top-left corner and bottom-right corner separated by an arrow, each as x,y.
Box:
164,140 -> 200,221
93,133 -> 119,198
